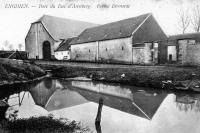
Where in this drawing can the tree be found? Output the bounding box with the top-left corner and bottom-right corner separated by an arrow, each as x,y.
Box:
191,5 -> 200,32
2,40 -> 9,50
18,43 -> 23,51
177,8 -> 191,34
8,44 -> 14,51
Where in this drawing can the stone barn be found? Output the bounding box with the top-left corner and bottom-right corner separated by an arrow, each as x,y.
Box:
25,15 -> 98,60
167,33 -> 200,65
70,13 -> 167,64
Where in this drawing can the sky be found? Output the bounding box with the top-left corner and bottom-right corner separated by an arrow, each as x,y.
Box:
0,0 -> 199,50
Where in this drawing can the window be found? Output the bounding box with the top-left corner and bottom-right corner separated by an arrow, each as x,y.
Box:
154,43 -> 158,48
122,46 -> 124,50
132,43 -> 145,48
188,40 -> 196,45
89,49 -> 90,53
106,48 -> 107,51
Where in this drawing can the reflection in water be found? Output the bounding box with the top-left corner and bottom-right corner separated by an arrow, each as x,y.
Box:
68,80 -> 167,120
1,78 -> 200,133
175,94 -> 200,112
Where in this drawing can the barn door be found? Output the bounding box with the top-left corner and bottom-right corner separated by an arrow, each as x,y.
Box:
43,41 -> 51,60
132,48 -> 145,64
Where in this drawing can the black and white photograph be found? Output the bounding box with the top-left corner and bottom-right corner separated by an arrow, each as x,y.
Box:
0,0 -> 200,132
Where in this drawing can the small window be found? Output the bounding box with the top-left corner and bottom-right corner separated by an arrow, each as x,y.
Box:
154,43 -> 158,48
122,46 -> 124,50
106,48 -> 107,51
89,49 -> 90,53
188,40 -> 196,45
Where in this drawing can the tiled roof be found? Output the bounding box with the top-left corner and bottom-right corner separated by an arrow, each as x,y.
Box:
70,13 -> 151,44
169,33 -> 200,42
55,38 -> 75,51
33,15 -> 98,41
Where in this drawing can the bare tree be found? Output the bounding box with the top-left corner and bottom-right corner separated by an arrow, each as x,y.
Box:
191,5 -> 200,32
177,8 -> 191,34
8,44 -> 14,51
18,43 -> 23,51
2,40 -> 9,50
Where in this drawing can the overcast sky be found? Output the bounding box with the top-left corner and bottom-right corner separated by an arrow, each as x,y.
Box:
0,0 -> 199,50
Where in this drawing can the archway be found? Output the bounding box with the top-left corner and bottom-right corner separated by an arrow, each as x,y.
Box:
43,41 -> 51,60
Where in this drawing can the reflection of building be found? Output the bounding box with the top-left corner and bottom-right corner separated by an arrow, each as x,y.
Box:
25,15 -> 97,59
28,78 -> 63,108
67,80 -> 167,120
28,79 -> 88,111
71,81 -> 133,100
175,94 -> 200,112
25,78 -> 168,120
45,89 -> 87,111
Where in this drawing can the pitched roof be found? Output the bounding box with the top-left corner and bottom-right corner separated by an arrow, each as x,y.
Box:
55,38 -> 75,51
69,83 -> 167,120
70,13 -> 151,45
33,15 -> 98,41
169,33 -> 200,42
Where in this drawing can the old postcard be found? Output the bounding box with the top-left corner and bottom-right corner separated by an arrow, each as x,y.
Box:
0,0 -> 200,133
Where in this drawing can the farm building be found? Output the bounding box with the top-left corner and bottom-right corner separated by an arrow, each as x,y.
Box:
54,38 -> 75,60
70,13 -> 167,64
167,33 -> 200,65
25,15 -> 98,60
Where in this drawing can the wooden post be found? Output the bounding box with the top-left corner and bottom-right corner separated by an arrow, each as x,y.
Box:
95,98 -> 103,133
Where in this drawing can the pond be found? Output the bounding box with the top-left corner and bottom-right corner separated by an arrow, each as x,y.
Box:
1,78 -> 200,133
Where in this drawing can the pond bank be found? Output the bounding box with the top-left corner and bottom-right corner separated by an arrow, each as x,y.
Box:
45,65 -> 200,92
0,58 -> 46,86
0,115 -> 89,133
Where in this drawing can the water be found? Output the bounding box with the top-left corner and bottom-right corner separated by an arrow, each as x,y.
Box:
1,78 -> 200,133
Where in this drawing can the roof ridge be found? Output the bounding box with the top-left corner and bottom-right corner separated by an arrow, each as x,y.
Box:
70,13 -> 152,44
83,13 -> 152,31
169,32 -> 200,37
34,14 -> 98,25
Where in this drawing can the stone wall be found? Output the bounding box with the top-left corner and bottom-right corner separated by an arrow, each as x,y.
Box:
98,37 -> 132,63
70,37 -> 132,63
25,23 -> 55,59
178,40 -> 200,65
132,43 -> 152,64
70,37 -> 163,64
70,42 -> 97,61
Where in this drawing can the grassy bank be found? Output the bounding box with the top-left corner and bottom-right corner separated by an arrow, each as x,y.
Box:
0,58 -> 45,85
0,116 -> 89,133
48,65 -> 200,90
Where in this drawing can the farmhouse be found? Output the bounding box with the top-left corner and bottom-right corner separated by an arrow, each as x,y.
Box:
70,13 -> 167,64
167,33 -> 200,65
54,38 -> 75,60
25,15 -> 97,59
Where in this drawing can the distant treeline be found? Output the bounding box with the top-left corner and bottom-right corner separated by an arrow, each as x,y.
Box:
0,51 -> 28,60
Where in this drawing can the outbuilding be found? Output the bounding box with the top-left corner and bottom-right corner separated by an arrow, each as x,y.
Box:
54,38 -> 75,60
25,15 -> 97,60
167,33 -> 200,65
70,13 -> 167,64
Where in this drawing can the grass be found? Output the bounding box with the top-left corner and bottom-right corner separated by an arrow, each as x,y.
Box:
0,58 -> 45,83
49,65 -> 200,89
0,116 -> 90,133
